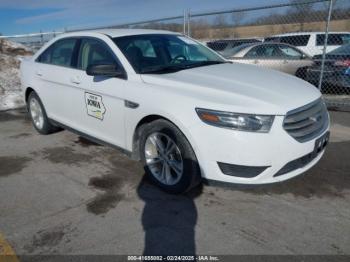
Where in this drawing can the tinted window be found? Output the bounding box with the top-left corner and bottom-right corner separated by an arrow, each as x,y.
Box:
264,37 -> 280,42
207,39 -> 260,51
113,34 -> 224,73
220,43 -> 254,58
245,45 -> 280,58
328,44 -> 350,55
207,41 -> 228,51
316,34 -> 350,46
279,35 -> 310,46
78,38 -> 116,70
38,46 -> 53,63
50,39 -> 77,67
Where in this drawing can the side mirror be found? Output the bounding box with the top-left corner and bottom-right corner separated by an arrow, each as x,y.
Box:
86,64 -> 125,78
300,53 -> 307,60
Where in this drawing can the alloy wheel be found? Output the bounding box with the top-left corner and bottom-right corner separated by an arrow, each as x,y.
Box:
144,132 -> 184,186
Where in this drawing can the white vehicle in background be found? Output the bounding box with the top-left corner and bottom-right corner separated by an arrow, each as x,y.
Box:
21,29 -> 330,194
265,32 -> 350,56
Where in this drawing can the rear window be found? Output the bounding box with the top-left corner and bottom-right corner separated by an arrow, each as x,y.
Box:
37,38 -> 77,67
316,34 -> 350,46
207,39 -> 260,51
207,41 -> 228,51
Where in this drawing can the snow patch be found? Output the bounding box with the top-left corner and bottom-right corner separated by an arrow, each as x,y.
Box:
0,39 -> 33,111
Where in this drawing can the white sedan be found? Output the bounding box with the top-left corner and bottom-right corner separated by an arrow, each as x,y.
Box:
20,29 -> 330,193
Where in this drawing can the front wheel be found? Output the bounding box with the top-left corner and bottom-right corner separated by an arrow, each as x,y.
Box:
139,119 -> 201,194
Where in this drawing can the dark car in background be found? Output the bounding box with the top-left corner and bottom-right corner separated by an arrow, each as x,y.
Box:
306,44 -> 350,93
206,38 -> 262,55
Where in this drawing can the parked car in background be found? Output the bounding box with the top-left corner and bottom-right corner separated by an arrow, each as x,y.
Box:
224,42 -> 312,78
265,32 -> 350,56
206,38 -> 262,54
21,29 -> 330,193
306,44 -> 350,93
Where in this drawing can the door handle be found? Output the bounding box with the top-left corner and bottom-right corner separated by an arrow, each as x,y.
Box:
35,71 -> 43,76
254,60 -> 259,64
70,76 -> 81,84
283,60 -> 288,64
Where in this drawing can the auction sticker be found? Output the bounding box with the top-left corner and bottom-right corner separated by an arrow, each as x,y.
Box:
85,92 -> 106,120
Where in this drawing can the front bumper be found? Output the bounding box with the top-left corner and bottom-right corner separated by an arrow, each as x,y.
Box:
190,115 -> 330,184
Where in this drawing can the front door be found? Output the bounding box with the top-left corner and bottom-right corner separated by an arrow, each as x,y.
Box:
65,38 -> 128,147
67,38 -> 128,148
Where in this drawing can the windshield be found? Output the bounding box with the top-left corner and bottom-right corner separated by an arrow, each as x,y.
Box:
113,34 -> 226,74
328,44 -> 350,56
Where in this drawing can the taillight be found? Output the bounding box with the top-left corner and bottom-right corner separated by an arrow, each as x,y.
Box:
334,60 -> 350,67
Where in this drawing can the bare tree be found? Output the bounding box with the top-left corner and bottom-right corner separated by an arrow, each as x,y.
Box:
214,14 -> 228,28
289,0 -> 316,31
231,11 -> 246,27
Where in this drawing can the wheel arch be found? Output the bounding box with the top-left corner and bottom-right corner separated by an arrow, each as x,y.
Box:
24,87 -> 35,102
130,114 -> 199,163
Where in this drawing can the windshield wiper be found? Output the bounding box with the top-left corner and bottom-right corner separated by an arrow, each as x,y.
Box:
140,61 -> 230,74
184,60 -> 231,69
141,65 -> 187,74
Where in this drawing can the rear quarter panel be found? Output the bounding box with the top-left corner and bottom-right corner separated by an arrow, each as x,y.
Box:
20,57 -> 36,101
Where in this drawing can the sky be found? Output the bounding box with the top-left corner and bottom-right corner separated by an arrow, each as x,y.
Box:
0,0 -> 290,36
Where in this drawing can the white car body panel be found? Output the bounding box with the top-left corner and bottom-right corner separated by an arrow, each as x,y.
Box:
266,32 -> 350,57
21,29 -> 330,185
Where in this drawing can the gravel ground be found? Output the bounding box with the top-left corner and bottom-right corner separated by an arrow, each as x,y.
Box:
0,109 -> 350,260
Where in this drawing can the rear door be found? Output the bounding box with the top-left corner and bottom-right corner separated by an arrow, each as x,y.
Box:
34,38 -> 80,123
240,44 -> 284,72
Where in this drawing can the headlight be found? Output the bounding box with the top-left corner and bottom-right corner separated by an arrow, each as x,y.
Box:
196,108 -> 274,133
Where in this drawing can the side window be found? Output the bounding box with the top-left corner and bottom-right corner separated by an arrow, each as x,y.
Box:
245,46 -> 261,58
265,37 -> 280,43
245,45 -> 279,58
37,46 -> 53,63
280,35 -> 310,47
78,38 -> 116,70
51,39 -> 77,67
317,34 -> 350,46
342,34 -> 350,45
278,45 -> 303,59
318,34 -> 328,46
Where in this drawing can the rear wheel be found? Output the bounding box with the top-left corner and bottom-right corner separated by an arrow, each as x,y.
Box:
28,92 -> 61,135
139,119 -> 201,194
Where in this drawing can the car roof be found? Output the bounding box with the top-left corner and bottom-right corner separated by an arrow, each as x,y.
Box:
63,29 -> 179,38
270,31 -> 350,37
232,42 -> 309,57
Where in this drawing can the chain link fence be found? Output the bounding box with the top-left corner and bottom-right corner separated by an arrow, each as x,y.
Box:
189,0 -> 350,109
1,0 -> 349,109
0,31 -> 62,51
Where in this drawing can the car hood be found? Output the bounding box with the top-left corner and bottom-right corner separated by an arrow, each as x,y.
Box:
140,63 -> 321,115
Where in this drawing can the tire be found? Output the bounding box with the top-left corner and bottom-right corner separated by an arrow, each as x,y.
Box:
139,119 -> 201,194
27,91 -> 61,135
295,67 -> 307,80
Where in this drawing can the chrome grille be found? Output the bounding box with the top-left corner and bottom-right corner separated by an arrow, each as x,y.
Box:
283,99 -> 329,143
